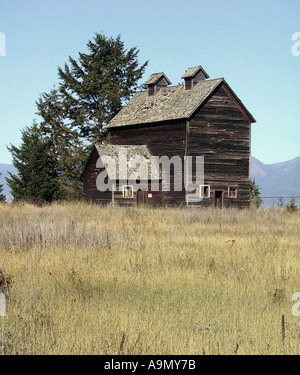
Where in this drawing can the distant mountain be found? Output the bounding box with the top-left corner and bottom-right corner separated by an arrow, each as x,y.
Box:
0,164 -> 18,202
1,157 -> 299,205
251,156 -> 300,206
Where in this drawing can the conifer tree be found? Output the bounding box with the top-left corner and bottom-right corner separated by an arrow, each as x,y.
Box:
250,178 -> 263,208
0,173 -> 6,202
36,89 -> 85,199
34,33 -> 148,198
56,33 -> 148,143
6,123 -> 62,203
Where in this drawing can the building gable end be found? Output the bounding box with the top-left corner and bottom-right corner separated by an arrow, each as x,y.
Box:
188,81 -> 255,124
80,145 -> 99,181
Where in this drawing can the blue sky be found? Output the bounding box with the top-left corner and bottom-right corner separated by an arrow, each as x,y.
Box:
0,0 -> 299,164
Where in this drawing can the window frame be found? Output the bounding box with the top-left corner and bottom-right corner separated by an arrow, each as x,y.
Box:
122,185 -> 134,199
228,187 -> 238,199
200,185 -> 210,199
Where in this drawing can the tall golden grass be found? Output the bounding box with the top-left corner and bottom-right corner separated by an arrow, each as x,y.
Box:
0,201 -> 300,355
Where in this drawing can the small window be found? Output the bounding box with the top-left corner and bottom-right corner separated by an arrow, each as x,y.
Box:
228,187 -> 238,199
200,185 -> 210,198
148,85 -> 155,96
122,185 -> 134,198
184,78 -> 192,90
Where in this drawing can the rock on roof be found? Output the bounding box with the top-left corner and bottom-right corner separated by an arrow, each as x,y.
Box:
107,78 -> 223,128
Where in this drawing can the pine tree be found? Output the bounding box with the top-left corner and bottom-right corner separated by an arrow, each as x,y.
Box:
6,123 -> 63,203
35,33 -> 148,198
36,89 -> 85,199
56,33 -> 148,143
250,178 -> 263,208
0,173 -> 6,202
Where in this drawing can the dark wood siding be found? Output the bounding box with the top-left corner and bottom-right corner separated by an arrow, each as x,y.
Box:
193,70 -> 207,85
187,84 -> 251,208
82,149 -> 112,205
82,83 -> 252,208
115,181 -> 162,207
109,121 -> 187,206
81,148 -> 163,206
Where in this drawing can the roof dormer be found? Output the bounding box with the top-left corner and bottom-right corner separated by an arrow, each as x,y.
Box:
181,65 -> 209,90
145,73 -> 171,96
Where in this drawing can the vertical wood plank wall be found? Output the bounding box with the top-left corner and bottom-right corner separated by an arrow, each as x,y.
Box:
82,84 -> 252,208
109,120 -> 187,206
187,84 -> 251,208
82,149 -> 112,204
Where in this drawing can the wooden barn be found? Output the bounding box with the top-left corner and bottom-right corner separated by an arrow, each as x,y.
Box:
80,65 -> 256,208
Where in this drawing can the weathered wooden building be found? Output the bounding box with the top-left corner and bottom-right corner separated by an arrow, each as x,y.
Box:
80,65 -> 256,208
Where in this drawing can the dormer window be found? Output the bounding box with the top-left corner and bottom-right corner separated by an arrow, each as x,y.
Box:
145,73 -> 171,96
184,78 -> 192,90
148,85 -> 155,96
181,65 -> 209,90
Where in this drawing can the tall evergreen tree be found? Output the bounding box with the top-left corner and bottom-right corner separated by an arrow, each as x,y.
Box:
0,173 -> 6,202
6,123 -> 62,203
35,33 -> 148,198
36,89 -> 85,199
56,33 -> 147,143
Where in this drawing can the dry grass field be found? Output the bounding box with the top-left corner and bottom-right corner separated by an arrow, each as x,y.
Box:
0,201 -> 300,355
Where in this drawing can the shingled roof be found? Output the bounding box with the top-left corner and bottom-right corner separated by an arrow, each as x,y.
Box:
107,78 -> 224,128
81,144 -> 161,180
145,72 -> 172,85
181,65 -> 209,79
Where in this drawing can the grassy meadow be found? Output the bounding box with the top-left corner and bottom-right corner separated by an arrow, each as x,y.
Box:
0,201 -> 300,355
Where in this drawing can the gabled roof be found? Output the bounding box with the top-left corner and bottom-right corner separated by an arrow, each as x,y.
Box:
107,78 -> 255,128
145,72 -> 172,85
80,144 -> 161,181
181,65 -> 209,79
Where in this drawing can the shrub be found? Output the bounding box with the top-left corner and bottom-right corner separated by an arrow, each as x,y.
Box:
250,178 -> 263,208
286,196 -> 298,213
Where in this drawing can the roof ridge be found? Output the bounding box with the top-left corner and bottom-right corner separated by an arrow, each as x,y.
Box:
106,76 -> 255,129
181,65 -> 209,79
145,72 -> 172,85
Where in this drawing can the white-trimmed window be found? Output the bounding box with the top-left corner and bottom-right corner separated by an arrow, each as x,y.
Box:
122,185 -> 134,198
228,187 -> 238,198
200,185 -> 210,198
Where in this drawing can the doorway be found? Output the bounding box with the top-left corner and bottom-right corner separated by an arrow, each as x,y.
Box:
215,191 -> 223,209
137,190 -> 148,205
